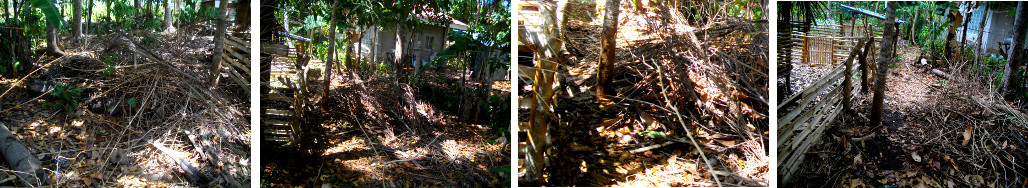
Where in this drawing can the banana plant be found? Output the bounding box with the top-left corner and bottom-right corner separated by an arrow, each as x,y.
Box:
28,0 -> 65,29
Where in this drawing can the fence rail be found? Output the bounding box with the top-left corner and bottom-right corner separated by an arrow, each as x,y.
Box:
778,37 -> 874,183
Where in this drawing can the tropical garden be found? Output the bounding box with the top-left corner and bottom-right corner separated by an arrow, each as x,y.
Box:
779,1 -> 1028,187
258,0 -> 511,187
0,0 -> 250,187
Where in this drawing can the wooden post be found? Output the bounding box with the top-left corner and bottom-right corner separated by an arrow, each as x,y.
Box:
803,35 -> 810,63
860,36 -> 874,93
845,38 -> 868,111
831,36 -> 836,65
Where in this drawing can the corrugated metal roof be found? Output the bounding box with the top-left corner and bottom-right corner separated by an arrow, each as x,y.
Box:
841,4 -> 907,24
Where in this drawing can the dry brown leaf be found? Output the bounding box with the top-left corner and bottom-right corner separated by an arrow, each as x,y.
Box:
961,125 -> 972,146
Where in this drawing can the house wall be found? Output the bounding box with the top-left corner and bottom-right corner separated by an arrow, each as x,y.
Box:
961,4 -> 1020,55
359,24 -> 450,67
986,7 -> 1016,54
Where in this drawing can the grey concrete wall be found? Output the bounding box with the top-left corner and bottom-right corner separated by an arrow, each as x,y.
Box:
359,24 -> 450,67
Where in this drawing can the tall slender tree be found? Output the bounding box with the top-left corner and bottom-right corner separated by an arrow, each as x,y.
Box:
596,0 -> 620,104
321,0 -> 339,110
871,2 -> 897,127
960,2 -> 973,51
1001,2 -> 1028,98
164,0 -> 174,32
210,0 -> 229,85
72,0 -> 81,39
975,3 -> 989,57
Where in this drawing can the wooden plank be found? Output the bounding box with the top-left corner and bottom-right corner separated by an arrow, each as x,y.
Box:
225,47 -> 250,67
264,136 -> 290,142
266,93 -> 293,103
778,84 -> 843,147
265,109 -> 294,116
263,129 -> 291,135
223,54 -> 252,75
518,65 -> 536,79
264,120 -> 291,126
222,63 -> 251,94
261,44 -> 290,56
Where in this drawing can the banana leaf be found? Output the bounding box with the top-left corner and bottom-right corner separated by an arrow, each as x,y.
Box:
27,0 -> 64,29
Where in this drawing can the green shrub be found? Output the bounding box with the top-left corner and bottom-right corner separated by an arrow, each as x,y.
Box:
43,83 -> 82,113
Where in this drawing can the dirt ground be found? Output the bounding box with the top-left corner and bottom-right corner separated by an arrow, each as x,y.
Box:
786,39 -> 1028,187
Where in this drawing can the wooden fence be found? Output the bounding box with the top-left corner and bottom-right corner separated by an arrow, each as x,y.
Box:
784,24 -> 883,66
220,34 -> 251,94
778,37 -> 875,183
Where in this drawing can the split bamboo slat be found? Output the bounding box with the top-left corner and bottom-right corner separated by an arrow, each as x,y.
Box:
778,37 -> 871,184
219,33 -> 251,93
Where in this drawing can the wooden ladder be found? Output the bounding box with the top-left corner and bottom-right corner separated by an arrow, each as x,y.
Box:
261,47 -> 306,147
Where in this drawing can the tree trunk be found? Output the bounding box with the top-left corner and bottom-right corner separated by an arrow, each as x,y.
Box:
871,2 -> 897,128
780,2 -> 793,98
595,0 -> 620,104
0,122 -> 47,187
345,30 -> 356,71
320,0 -> 338,110
44,22 -> 64,56
975,4 -> 989,57
210,0 -> 228,85
911,10 -> 918,46
961,2 -> 972,51
86,0 -> 93,36
944,10 -> 957,58
164,0 -> 174,32
520,0 -> 565,182
134,0 -> 140,16
72,0 -> 81,39
233,0 -> 249,33
1001,2 -> 1028,98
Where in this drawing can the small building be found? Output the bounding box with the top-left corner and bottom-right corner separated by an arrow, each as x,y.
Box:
356,9 -> 469,72
960,3 -> 1023,57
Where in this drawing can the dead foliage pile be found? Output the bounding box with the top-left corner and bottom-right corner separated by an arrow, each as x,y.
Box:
261,76 -> 509,187
527,0 -> 768,186
0,30 -> 249,187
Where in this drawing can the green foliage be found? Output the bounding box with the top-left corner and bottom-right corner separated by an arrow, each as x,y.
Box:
485,94 -> 510,137
103,55 -> 118,78
43,83 -> 82,113
28,0 -> 65,29
638,130 -> 669,139
128,98 -> 136,109
490,166 -> 511,185
176,0 -> 218,24
0,60 -> 17,75
299,15 -> 328,33
375,62 -> 392,77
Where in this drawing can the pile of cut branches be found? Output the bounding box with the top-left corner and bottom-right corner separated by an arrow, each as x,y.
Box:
532,1 -> 768,186
0,30 -> 249,187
